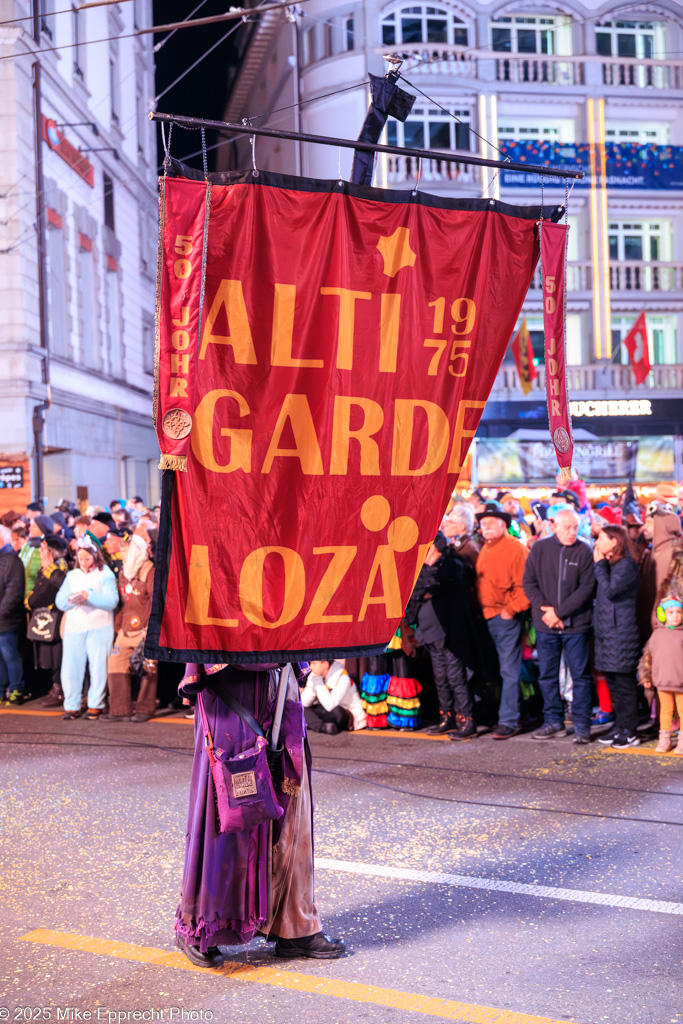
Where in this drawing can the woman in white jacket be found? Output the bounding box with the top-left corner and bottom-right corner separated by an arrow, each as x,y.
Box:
301,660 -> 366,734
56,537 -> 118,720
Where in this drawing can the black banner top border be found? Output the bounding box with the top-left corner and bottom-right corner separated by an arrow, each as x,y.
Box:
163,158 -> 564,224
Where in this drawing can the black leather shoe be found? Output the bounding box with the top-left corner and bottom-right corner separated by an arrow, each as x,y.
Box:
131,713 -> 151,722
100,714 -> 131,722
275,931 -> 346,959
425,711 -> 455,735
175,933 -> 224,967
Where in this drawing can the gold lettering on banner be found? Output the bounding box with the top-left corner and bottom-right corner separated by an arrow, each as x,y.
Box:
271,283 -> 324,368
447,400 -> 486,474
451,298 -> 476,335
169,377 -> 188,398
262,394 -> 323,475
171,353 -> 189,375
192,389 -> 252,473
391,399 -> 449,476
174,234 -> 193,256
304,546 -> 357,624
428,297 -> 445,334
172,330 -> 190,351
358,503 -> 420,621
330,396 -> 383,476
174,259 -> 192,280
239,546 -> 306,628
379,294 -> 401,373
319,287 -> 371,370
172,307 -> 190,328
200,280 -> 257,363
185,544 -> 238,627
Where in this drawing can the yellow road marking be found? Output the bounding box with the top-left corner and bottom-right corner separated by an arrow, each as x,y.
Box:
607,745 -> 681,758
353,728 -> 450,742
21,929 -> 579,1024
0,708 -> 62,717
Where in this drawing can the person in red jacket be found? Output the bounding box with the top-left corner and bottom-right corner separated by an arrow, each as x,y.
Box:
475,502 -> 530,740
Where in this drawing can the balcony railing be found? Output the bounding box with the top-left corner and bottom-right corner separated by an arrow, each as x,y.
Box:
602,59 -> 683,90
526,261 -> 683,294
375,44 -> 683,90
496,56 -> 583,86
491,362 -> 683,396
609,262 -> 683,292
385,151 -> 476,185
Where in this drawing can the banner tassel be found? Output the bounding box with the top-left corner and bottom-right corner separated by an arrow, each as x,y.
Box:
159,454 -> 187,472
559,466 -> 573,481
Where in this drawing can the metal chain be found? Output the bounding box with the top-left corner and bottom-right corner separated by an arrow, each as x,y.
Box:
201,127 -> 208,180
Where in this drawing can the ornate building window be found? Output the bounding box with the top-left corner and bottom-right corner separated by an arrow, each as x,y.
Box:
381,5 -> 468,47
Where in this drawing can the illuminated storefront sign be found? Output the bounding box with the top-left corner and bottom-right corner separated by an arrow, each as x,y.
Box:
569,399 -> 652,418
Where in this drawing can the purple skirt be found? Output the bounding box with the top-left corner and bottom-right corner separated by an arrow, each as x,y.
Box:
175,667 -> 274,951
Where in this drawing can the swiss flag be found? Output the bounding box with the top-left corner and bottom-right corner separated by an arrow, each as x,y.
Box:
622,312 -> 651,385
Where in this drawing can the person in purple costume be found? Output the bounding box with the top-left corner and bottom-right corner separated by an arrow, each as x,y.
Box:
174,660 -> 345,965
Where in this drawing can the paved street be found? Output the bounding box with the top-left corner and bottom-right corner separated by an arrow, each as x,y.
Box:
1,707 -> 682,1024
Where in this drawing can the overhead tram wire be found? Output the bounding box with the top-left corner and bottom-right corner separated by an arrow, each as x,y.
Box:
153,21 -> 242,107
0,0 -> 315,61
153,0 -> 212,53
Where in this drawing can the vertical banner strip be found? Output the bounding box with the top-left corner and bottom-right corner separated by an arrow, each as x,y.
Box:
156,179 -> 210,472
540,220 -> 573,476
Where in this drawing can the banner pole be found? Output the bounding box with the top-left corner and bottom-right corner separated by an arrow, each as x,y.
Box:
270,663 -> 292,750
150,112 -> 584,181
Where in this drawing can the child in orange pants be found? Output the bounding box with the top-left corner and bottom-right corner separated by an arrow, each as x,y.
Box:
638,596 -> 683,754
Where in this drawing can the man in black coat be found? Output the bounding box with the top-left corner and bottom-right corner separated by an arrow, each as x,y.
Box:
0,524 -> 27,704
405,533 -> 477,739
522,508 -> 595,744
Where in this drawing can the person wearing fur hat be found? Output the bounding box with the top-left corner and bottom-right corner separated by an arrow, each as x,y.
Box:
642,507 -> 682,629
475,502 -> 530,740
103,532 -> 156,722
639,595 -> 683,754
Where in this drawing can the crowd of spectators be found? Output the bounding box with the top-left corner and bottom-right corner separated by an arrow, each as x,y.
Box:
404,478 -> 683,752
2,479 -> 682,754
0,497 -> 159,721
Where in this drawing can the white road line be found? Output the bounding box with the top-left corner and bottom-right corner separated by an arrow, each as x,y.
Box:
314,857 -> 683,916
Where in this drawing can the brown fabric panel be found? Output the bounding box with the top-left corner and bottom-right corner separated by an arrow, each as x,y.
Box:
265,742 -> 321,940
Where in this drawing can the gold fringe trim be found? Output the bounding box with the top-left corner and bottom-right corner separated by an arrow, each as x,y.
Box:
159,453 -> 187,472
281,779 -> 300,797
559,466 -> 573,481
152,177 -> 166,431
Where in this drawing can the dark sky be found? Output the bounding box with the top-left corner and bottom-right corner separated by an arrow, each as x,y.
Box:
153,1 -> 242,170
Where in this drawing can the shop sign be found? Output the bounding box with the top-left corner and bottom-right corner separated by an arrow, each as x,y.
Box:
477,436 -> 674,483
0,466 -> 24,489
500,141 -> 683,190
570,399 -> 652,418
42,116 -> 94,187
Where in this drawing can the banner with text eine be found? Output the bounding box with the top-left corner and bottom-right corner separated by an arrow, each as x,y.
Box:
149,169 -> 545,663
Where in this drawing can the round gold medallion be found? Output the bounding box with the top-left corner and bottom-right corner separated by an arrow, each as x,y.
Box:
162,408 -> 192,440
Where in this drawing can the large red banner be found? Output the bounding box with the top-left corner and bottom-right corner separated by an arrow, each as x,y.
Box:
149,169 -> 548,663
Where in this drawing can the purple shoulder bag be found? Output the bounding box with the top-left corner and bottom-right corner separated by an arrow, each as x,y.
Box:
197,692 -> 283,835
